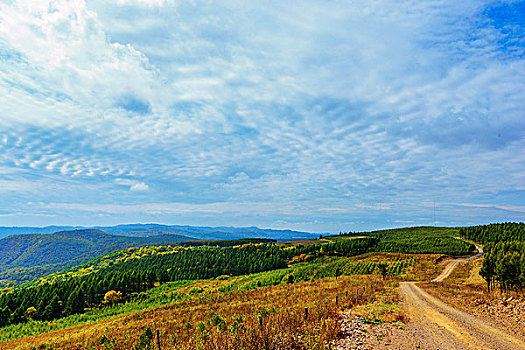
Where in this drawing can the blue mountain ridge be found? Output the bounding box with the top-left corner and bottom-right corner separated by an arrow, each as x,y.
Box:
0,224 -> 321,240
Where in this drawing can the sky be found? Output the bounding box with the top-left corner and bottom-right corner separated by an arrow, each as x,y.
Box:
0,0 -> 524,233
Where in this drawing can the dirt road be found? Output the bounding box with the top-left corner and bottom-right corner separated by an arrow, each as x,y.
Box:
400,281 -> 525,349
399,246 -> 525,350
432,246 -> 483,283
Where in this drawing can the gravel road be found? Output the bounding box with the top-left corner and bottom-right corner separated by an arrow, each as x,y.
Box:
398,245 -> 525,350
432,246 -> 483,283
337,246 -> 525,349
400,281 -> 525,349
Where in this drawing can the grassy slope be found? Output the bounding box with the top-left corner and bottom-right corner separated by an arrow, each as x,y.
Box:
0,252 -> 446,349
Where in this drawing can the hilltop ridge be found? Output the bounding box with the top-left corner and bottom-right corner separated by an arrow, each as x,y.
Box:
0,224 -> 318,240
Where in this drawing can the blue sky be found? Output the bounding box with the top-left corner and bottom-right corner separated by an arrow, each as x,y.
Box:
0,0 -> 524,233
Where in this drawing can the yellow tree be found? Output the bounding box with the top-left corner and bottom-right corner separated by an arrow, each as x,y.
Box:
104,290 -> 123,304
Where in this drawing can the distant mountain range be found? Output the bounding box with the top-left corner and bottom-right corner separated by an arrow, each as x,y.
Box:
0,224 -> 318,241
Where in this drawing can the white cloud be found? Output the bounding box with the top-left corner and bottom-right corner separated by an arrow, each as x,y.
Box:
0,0 -> 523,230
449,203 -> 525,214
115,178 -> 149,191
130,182 -> 149,191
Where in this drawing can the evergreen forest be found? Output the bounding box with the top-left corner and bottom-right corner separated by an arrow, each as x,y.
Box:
471,223 -> 525,293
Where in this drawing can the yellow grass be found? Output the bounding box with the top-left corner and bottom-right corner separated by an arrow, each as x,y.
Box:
0,253 -> 443,350
464,258 -> 485,286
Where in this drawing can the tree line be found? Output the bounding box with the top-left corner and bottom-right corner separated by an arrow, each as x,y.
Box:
375,236 -> 474,256
459,222 -> 525,243
480,241 -> 525,293
179,238 -> 276,247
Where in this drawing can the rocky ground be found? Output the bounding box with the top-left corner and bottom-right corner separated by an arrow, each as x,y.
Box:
332,313 -> 407,350
461,295 -> 525,340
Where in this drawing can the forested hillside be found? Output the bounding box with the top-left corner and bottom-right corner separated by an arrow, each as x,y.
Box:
0,230 -> 193,268
0,238 -> 377,327
12,240 -> 277,291
339,226 -> 475,256
0,225 -> 481,329
459,222 -> 525,243
463,223 -> 525,292
0,230 -> 191,287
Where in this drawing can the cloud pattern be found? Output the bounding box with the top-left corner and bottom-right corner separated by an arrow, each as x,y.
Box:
0,0 -> 524,232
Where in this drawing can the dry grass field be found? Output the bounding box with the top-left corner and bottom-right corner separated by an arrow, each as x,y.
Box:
0,252 -> 446,350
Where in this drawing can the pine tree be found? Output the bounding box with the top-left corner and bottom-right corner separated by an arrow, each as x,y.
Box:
0,306 -> 10,327
42,294 -> 61,320
65,287 -> 85,315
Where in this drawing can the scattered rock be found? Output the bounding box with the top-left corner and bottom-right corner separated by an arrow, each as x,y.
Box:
332,312 -> 407,350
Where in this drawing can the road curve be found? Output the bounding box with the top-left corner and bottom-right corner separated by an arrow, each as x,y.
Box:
432,246 -> 483,283
400,246 -> 525,350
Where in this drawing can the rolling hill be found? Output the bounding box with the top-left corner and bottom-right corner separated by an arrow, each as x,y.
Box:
0,224 -> 319,289
0,229 -> 192,287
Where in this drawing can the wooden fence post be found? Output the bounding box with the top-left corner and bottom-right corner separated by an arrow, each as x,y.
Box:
156,329 -> 161,350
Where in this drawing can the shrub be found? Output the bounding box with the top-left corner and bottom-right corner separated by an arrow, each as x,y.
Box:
133,327 -> 154,350
104,290 -> 123,305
